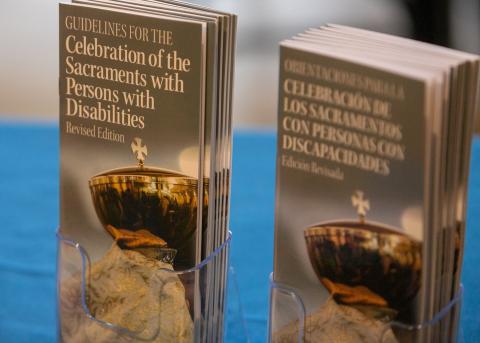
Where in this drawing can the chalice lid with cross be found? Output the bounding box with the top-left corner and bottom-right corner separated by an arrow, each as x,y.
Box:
304,190 -> 404,235
90,137 -> 195,182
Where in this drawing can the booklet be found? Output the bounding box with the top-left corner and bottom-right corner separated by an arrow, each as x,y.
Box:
58,1 -> 236,342
272,25 -> 479,343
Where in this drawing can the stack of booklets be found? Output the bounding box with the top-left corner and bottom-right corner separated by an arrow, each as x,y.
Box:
273,25 -> 480,342
57,1 -> 235,342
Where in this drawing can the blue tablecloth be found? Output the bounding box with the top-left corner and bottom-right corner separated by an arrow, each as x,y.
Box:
0,123 -> 478,342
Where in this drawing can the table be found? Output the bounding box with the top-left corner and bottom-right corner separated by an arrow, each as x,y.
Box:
0,123 -> 478,342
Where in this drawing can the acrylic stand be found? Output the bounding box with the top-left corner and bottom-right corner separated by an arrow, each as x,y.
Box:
268,274 -> 463,343
57,230 -> 249,343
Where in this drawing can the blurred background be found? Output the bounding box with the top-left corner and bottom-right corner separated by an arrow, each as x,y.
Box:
1,0 -> 479,128
1,2 -> 480,342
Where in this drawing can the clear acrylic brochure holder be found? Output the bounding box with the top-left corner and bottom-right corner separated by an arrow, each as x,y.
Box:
57,230 -> 249,343
268,274 -> 463,343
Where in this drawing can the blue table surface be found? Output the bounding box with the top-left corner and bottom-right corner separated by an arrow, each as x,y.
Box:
0,123 -> 479,342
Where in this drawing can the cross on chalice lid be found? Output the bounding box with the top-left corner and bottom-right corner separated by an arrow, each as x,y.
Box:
351,190 -> 370,223
131,137 -> 148,167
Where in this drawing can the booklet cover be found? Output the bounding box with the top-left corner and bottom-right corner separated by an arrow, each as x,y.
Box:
274,43 -> 426,322
58,1 -> 236,342
59,3 -> 206,267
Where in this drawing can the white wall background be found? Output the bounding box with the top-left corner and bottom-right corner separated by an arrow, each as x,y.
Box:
0,0 -> 478,127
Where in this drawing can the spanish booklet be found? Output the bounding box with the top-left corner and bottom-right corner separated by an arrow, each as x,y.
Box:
272,24 -> 479,343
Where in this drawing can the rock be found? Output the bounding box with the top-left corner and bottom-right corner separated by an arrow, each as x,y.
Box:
272,298 -> 398,343
59,243 -> 193,343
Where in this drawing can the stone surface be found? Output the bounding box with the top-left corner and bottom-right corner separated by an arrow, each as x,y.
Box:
59,243 -> 193,343
272,298 -> 398,343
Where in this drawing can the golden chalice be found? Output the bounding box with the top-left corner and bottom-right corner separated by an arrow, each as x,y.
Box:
304,191 -> 422,322
89,138 -> 200,269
